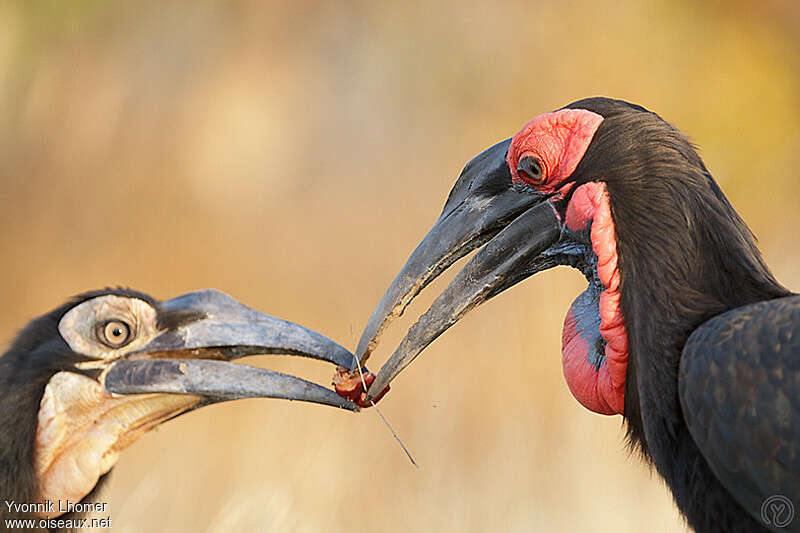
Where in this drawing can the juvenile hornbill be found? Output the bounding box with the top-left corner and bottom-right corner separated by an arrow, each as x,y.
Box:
354,98 -> 799,532
0,288 -> 359,527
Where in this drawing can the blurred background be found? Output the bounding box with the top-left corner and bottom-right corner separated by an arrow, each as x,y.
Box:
1,0 -> 799,531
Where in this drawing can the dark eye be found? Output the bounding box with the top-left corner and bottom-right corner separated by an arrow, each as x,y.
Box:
98,320 -> 133,348
517,156 -> 544,184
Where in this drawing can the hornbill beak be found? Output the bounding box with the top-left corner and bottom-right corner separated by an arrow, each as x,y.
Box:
356,139 -> 563,399
103,289 -> 359,411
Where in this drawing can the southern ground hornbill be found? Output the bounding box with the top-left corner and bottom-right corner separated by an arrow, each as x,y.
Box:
0,288 -> 360,528
350,98 -> 799,532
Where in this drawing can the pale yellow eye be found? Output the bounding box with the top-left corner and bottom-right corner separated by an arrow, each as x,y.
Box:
99,320 -> 133,348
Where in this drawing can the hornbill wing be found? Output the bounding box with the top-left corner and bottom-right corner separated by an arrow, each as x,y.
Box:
679,295 -> 800,528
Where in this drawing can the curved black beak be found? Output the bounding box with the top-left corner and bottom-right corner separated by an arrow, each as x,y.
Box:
357,139 -> 563,400
104,289 -> 358,411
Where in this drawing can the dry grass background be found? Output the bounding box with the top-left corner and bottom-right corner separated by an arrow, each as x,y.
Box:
1,1 -> 799,531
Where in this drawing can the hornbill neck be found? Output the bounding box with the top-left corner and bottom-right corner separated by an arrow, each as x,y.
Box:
0,290 -> 158,520
1,288 -> 361,525
602,136 -> 791,453
600,118 -> 791,530
347,97 -> 796,532
0,303 -> 92,522
0,364 -> 114,525
0,373 -> 50,517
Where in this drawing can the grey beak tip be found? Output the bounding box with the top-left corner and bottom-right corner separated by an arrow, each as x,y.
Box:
357,147 -> 562,391
105,358 -> 360,411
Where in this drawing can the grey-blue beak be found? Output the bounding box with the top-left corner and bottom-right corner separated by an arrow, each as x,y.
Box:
104,290 -> 359,411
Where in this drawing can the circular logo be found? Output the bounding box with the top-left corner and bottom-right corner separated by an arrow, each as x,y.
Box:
762,495 -> 794,528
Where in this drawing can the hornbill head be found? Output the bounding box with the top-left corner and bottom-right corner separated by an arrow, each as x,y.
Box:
0,288 -> 358,518
355,97 -> 786,421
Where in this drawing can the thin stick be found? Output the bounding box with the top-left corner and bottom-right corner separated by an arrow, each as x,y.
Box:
353,360 -> 419,469
350,326 -> 419,468
372,400 -> 419,468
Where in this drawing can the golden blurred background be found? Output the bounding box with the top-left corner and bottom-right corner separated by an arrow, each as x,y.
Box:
1,1 -> 799,531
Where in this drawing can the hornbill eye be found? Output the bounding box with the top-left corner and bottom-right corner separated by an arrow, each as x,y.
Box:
98,319 -> 133,348
517,155 -> 544,184
7,289 -> 361,522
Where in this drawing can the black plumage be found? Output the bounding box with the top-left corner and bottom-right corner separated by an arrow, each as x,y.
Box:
568,98 -> 794,532
681,296 -> 800,531
355,97 -> 799,532
0,287 -> 360,529
0,289 -> 147,520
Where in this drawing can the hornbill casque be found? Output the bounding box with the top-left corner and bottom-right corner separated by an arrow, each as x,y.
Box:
0,288 -> 364,528
351,98 -> 799,532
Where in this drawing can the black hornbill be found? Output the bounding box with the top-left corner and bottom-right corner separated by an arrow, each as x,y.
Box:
0,288 -> 360,527
353,98 -> 799,532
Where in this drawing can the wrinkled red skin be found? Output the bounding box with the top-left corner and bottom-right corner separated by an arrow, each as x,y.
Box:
507,109 -> 628,416
333,367 -> 390,408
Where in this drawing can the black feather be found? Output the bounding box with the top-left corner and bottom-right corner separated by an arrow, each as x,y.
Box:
0,288 -> 158,529
561,97 -> 792,532
681,296 -> 800,532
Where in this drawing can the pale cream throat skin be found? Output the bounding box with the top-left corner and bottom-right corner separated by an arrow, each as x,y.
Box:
32,296 -> 201,519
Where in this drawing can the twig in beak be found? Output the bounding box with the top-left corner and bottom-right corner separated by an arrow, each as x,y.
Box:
353,359 -> 419,469
348,325 -> 418,468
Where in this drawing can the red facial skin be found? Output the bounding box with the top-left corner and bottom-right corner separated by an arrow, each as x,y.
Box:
508,109 -> 628,416
507,109 -> 604,194
355,109 -> 628,415
333,367 -> 390,408
562,306 -> 617,415
561,181 -> 627,415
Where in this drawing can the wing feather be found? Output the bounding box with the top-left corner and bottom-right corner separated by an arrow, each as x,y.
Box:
680,295 -> 800,530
